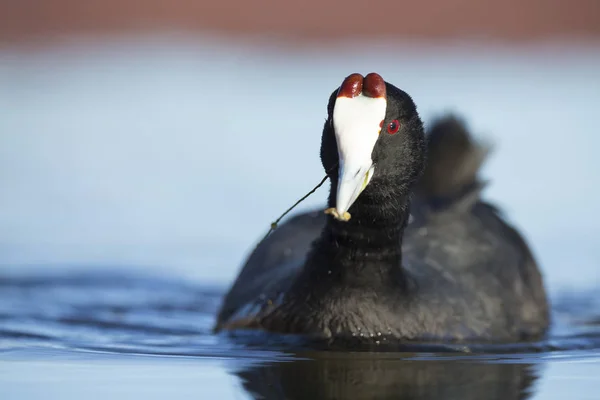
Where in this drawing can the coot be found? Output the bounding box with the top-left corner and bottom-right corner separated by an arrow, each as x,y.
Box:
214,73 -> 549,343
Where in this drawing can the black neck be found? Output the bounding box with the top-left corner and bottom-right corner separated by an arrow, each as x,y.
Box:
299,178 -> 411,290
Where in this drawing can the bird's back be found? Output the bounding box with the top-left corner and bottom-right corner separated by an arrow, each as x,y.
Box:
401,196 -> 549,340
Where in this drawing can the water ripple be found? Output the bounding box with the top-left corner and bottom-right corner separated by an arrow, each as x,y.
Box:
1,270 -> 600,362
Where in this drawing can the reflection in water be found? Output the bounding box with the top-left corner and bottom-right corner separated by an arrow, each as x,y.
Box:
235,354 -> 541,400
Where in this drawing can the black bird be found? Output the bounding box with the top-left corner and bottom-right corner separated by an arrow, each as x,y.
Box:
214,73 -> 549,343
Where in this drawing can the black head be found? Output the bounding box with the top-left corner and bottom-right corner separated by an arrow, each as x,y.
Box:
320,73 -> 426,220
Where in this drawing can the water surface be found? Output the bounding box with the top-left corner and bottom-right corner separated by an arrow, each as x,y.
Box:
1,271 -> 600,399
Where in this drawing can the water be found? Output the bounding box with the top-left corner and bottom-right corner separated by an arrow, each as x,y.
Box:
1,34 -> 600,398
1,271 -> 600,399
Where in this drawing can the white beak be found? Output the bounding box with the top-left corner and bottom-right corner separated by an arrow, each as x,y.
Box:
332,93 -> 387,216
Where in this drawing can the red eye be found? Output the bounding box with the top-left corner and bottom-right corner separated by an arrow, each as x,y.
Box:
387,119 -> 400,135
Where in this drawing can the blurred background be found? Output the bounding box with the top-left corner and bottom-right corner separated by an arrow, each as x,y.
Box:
1,0 -> 599,294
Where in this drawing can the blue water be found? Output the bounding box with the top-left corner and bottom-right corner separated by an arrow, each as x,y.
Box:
1,271 -> 600,399
1,35 -> 600,398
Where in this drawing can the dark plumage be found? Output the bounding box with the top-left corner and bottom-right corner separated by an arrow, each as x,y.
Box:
214,75 -> 549,344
